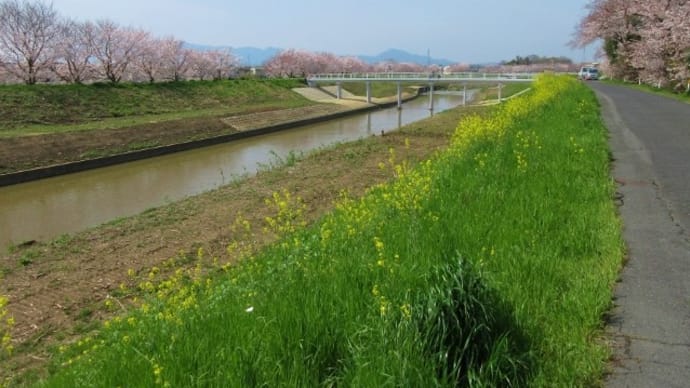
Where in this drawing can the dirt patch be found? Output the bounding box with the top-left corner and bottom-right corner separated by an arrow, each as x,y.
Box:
0,105 -> 488,383
0,117 -> 231,174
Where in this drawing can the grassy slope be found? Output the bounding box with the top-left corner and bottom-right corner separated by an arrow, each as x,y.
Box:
0,79 -> 311,136
474,82 -> 531,101
36,75 -> 622,387
340,82 -> 418,98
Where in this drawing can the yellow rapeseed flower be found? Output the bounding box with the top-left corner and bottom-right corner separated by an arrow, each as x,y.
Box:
374,237 -> 384,252
379,297 -> 390,317
400,303 -> 412,320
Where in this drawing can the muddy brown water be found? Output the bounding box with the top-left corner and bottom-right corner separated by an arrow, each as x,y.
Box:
0,95 -> 466,250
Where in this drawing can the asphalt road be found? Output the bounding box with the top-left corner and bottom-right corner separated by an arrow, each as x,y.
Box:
589,82 -> 690,387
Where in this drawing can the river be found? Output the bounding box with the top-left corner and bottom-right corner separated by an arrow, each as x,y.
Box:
0,94 -> 467,250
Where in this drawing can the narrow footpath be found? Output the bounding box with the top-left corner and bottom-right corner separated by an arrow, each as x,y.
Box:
590,82 -> 690,387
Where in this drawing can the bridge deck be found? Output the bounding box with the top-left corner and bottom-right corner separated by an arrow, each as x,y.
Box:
307,72 -> 536,84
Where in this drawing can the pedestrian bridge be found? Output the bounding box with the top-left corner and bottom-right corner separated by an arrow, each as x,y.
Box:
306,72 -> 537,108
307,72 -> 536,84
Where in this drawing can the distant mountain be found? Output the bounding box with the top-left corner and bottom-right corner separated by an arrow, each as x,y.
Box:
232,47 -> 282,66
183,43 -> 280,66
184,44 -> 456,66
357,49 -> 456,66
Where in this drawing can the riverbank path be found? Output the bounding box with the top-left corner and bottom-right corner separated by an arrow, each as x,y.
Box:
590,82 -> 690,387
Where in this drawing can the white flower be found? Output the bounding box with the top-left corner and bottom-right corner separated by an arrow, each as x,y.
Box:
245,306 -> 254,313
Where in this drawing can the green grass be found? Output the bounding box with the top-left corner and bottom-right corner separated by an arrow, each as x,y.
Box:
37,75 -> 622,386
469,82 -> 531,102
499,82 -> 532,98
340,82 -> 418,98
0,79 -> 311,136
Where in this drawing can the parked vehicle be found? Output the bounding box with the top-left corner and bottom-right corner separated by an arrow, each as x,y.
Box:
578,67 -> 599,80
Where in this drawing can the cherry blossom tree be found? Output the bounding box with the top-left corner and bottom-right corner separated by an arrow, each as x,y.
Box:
89,20 -> 147,83
205,49 -> 238,80
391,62 -> 424,72
264,49 -> 364,77
50,20 -> 95,83
0,0 -> 60,84
186,49 -> 213,80
0,65 -> 11,83
137,36 -> 165,83
573,0 -> 643,79
337,56 -> 369,73
186,49 -> 237,81
630,0 -> 690,89
264,49 -> 309,77
574,0 -> 690,89
445,63 -> 471,73
371,61 -> 394,72
0,2 -> 243,85
158,37 -> 190,81
368,60 -> 423,73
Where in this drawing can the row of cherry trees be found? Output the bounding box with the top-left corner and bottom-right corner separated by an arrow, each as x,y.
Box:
1,0 -> 584,86
0,0 -> 237,84
574,0 -> 690,90
262,49 -> 474,77
263,49 -> 579,78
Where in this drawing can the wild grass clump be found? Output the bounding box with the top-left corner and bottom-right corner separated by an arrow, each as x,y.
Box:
39,75 -> 621,386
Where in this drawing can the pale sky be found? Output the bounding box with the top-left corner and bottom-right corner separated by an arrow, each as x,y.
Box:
49,0 -> 597,64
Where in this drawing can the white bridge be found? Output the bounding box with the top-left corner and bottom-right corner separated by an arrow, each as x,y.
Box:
307,72 -> 537,108
307,72 -> 536,83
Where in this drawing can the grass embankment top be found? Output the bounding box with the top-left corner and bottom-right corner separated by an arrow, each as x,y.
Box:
0,78 -> 310,136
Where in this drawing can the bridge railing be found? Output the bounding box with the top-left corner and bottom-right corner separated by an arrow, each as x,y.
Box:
307,72 -> 538,82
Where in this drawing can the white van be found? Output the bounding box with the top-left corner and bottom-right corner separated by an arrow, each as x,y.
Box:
578,67 -> 599,80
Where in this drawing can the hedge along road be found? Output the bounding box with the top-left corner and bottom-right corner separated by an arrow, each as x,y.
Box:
590,82 -> 690,387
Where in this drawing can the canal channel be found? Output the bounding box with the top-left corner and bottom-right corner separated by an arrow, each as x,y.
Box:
0,94 -> 468,250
